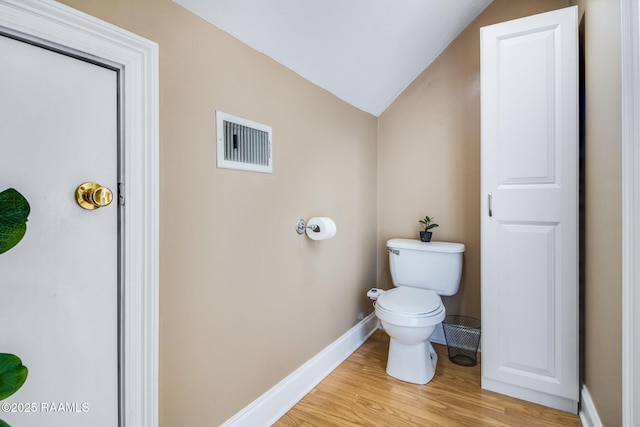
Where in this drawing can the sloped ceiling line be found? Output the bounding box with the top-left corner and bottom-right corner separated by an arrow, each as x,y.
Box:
172,0 -> 493,116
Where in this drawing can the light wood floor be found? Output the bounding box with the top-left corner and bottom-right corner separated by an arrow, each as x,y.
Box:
275,330 -> 581,426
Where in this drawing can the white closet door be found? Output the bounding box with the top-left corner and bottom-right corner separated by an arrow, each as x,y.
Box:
480,6 -> 579,413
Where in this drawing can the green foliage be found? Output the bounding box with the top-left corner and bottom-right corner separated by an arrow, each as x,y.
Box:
419,215 -> 439,231
0,188 -> 30,427
0,354 -> 28,400
0,188 -> 30,255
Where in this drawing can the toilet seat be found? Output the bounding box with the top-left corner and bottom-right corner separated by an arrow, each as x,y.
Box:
377,287 -> 441,315
375,287 -> 445,327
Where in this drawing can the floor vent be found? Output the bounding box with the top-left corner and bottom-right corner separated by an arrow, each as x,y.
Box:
216,111 -> 272,173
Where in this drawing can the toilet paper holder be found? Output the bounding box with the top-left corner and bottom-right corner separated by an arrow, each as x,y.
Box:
296,219 -> 320,234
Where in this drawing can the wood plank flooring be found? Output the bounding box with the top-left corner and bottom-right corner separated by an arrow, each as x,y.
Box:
274,330 -> 581,426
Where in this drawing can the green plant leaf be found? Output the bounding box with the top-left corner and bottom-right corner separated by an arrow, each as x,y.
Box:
0,188 -> 30,255
0,418 -> 11,427
0,353 -> 28,400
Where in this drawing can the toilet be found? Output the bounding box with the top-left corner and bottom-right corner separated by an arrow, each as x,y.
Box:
373,238 -> 465,385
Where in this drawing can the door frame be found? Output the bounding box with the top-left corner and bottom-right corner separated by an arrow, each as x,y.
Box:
621,0 -> 640,425
0,1 -> 159,425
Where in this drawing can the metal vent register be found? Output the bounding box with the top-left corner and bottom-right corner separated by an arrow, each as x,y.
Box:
216,111 -> 272,173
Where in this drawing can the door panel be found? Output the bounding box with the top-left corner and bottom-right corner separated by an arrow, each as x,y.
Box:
498,29 -> 557,186
481,6 -> 578,412
0,34 -> 119,426
499,222 -> 557,376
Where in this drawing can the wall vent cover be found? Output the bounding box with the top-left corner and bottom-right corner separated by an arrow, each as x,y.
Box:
216,111 -> 272,173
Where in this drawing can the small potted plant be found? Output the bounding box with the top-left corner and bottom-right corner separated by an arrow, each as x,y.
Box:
418,215 -> 439,242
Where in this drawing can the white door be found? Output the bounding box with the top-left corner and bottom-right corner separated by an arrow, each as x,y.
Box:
0,33 -> 119,426
480,7 -> 578,413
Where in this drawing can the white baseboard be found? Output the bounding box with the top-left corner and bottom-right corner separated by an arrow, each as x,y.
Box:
220,313 -> 379,427
579,385 -> 603,427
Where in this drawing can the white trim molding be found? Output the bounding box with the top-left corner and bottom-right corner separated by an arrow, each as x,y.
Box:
221,314 -> 379,427
621,0 -> 640,425
579,386 -> 603,427
0,1 -> 160,426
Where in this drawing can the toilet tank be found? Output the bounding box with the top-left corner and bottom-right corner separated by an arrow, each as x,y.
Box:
387,238 -> 465,296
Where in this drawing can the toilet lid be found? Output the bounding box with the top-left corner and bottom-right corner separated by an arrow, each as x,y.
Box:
376,287 -> 442,316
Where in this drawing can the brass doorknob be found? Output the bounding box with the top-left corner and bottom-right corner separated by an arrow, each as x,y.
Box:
76,182 -> 113,210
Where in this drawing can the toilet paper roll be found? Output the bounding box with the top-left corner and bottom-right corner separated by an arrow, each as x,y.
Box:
306,217 -> 337,240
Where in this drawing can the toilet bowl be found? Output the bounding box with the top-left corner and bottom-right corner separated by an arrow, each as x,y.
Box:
375,286 -> 446,384
370,238 -> 465,385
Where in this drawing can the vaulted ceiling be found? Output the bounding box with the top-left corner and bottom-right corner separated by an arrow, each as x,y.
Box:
172,0 -> 493,116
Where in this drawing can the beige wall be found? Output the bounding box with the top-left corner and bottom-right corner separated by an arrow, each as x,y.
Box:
55,0 -> 624,425
377,0 -> 570,318
570,1 -> 623,425
59,0 -> 378,425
